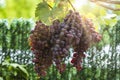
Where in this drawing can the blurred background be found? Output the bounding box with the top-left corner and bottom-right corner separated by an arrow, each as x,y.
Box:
0,0 -> 40,19
0,0 -> 120,80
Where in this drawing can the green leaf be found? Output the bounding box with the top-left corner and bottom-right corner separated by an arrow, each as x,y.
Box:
9,63 -> 29,79
17,65 -> 29,78
0,77 -> 3,80
86,78 -> 91,80
104,14 -> 117,27
2,58 -> 11,66
13,71 -> 17,76
95,68 -> 101,78
35,2 -> 51,23
9,63 -> 19,68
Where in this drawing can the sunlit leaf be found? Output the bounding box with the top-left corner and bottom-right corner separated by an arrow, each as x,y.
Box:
0,77 -> 3,80
99,8 -> 106,16
13,71 -> 17,76
104,17 -> 117,27
8,63 -> 29,79
35,2 -> 51,23
18,65 -> 29,78
9,63 -> 19,68
49,0 -> 69,20
95,68 -> 101,78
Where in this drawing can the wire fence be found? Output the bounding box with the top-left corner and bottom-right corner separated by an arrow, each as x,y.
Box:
0,19 -> 120,80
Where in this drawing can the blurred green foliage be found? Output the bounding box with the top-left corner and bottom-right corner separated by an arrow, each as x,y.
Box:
0,0 -> 40,19
0,57 -> 29,80
35,0 -> 71,24
0,19 -> 35,80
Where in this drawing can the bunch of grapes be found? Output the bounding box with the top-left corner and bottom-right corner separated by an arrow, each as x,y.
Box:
50,19 -> 69,73
29,10 -> 102,77
64,11 -> 102,70
29,21 -> 52,76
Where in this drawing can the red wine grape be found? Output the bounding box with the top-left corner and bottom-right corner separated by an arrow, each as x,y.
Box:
29,10 -> 102,77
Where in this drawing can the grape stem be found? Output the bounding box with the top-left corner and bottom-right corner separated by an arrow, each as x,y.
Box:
42,0 -> 53,9
67,0 -> 76,11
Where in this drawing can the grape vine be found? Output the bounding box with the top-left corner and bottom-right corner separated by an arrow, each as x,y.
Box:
29,10 -> 102,76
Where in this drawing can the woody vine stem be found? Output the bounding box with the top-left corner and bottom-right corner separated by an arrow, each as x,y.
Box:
90,0 -> 120,11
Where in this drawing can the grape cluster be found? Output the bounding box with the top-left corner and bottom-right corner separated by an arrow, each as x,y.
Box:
29,21 -> 52,76
29,10 -> 102,76
84,18 -> 102,42
50,20 -> 69,73
64,11 -> 102,70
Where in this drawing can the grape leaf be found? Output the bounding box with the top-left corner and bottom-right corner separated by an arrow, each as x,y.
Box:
18,65 -> 29,79
35,2 -> 51,23
9,63 -> 29,77
104,14 -> 117,27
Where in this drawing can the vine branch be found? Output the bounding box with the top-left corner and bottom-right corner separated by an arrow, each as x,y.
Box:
89,0 -> 120,11
96,2 -> 120,11
67,0 -> 76,11
43,0 -> 53,9
97,0 -> 120,4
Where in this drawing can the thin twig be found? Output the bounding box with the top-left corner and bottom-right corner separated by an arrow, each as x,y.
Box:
89,0 -> 120,11
89,0 -> 120,5
97,0 -> 120,5
43,0 -> 53,9
96,2 -> 120,11
67,0 -> 76,11
47,4 -> 53,9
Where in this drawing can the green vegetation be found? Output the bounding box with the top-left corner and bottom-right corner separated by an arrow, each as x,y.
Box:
0,0 -> 120,80
0,0 -> 40,19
